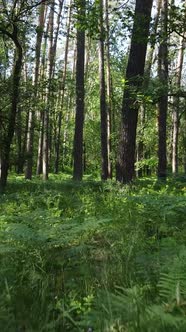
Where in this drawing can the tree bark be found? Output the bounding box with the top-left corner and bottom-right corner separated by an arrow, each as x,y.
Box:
54,1 -> 72,173
116,0 -> 153,183
172,7 -> 186,174
42,0 -> 55,181
73,0 -> 85,180
0,26 -> 23,191
105,0 -> 112,178
157,0 -> 168,180
99,0 -> 108,180
25,2 -> 45,179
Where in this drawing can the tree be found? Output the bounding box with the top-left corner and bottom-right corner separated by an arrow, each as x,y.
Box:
0,0 -> 50,190
98,0 -> 108,180
157,0 -> 168,180
116,0 -> 153,183
73,0 -> 86,180
0,3 -> 23,190
25,1 -> 46,180
54,0 -> 72,174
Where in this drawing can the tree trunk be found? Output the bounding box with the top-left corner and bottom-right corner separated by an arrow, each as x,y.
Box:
42,0 -> 55,181
172,24 -> 186,173
99,0 -> 108,180
116,0 -> 153,183
25,2 -> 45,180
0,26 -> 22,191
54,1 -> 72,173
157,0 -> 168,180
105,0 -> 112,178
73,0 -> 85,180
36,11 -> 50,175
36,111 -> 44,175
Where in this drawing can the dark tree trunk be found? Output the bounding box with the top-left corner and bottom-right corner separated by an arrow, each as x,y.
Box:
73,0 -> 85,181
116,0 -> 153,183
0,26 -> 22,191
99,0 -> 108,180
157,0 -> 168,180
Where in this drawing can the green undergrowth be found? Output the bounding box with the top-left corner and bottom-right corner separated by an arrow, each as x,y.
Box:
0,174 -> 186,331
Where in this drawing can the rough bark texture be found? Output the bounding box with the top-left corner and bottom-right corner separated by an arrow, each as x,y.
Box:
73,0 -> 85,180
157,0 -> 168,180
116,0 -> 153,183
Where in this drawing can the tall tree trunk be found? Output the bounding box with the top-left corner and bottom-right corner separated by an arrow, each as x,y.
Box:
105,0 -> 112,178
157,0 -> 168,180
0,26 -> 22,191
36,14 -> 50,176
172,4 -> 186,174
54,1 -> 72,173
116,0 -> 153,183
25,2 -> 45,179
73,0 -> 85,180
99,0 -> 108,180
43,0 -> 55,181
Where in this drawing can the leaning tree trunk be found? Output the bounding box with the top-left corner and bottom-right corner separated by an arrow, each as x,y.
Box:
99,0 -> 108,180
116,0 -> 153,183
157,0 -> 168,180
73,0 -> 85,180
0,26 -> 22,191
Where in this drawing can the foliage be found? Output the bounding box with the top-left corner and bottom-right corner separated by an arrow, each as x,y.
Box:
0,175 -> 186,331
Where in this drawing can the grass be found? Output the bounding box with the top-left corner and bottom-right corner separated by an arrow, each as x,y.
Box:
0,174 -> 186,331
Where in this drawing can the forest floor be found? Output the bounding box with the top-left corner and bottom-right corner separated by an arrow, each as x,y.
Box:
0,174 -> 186,331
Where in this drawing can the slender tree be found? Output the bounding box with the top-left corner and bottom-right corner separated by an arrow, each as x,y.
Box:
0,24 -> 23,190
99,0 -> 108,180
25,2 -> 45,179
73,0 -> 86,180
157,0 -> 168,180
43,0 -> 55,181
54,1 -> 72,173
105,0 -> 112,178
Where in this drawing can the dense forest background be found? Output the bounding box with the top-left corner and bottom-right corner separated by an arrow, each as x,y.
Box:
1,1 -> 186,331
0,0 -> 186,188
